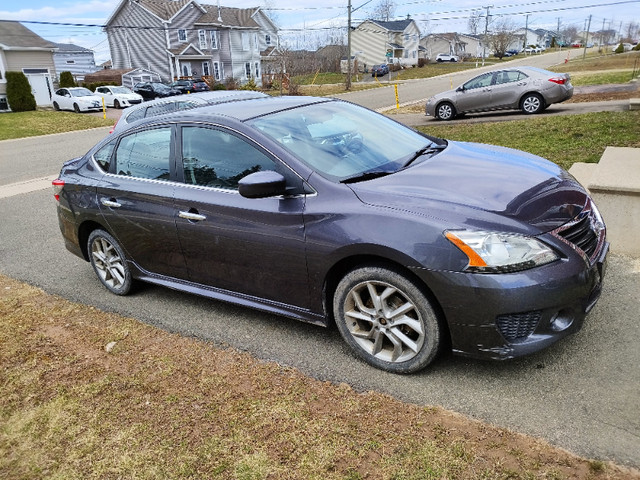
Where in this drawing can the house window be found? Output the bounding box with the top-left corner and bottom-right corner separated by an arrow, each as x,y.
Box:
182,63 -> 192,77
210,30 -> 219,49
178,29 -> 187,42
254,33 -> 259,52
199,30 -> 207,49
265,34 -> 271,45
66,60 -> 76,64
245,62 -> 251,79
213,62 -> 221,81
254,62 -> 260,79
242,32 -> 250,51
202,61 -> 210,76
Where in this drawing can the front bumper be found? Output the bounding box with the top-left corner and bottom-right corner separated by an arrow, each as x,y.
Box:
410,241 -> 608,360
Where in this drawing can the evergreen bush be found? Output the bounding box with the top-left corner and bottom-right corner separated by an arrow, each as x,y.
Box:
59,71 -> 76,87
5,71 -> 36,112
614,43 -> 625,54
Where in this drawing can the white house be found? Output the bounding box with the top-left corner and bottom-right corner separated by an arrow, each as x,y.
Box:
350,19 -> 421,70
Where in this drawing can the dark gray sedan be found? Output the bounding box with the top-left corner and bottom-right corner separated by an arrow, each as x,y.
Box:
53,95 -> 607,374
426,66 -> 573,120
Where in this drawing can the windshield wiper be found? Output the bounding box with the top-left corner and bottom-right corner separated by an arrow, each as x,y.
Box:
340,170 -> 392,184
401,143 -> 447,169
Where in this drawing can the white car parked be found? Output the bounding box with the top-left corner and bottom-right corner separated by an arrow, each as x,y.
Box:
435,53 -> 459,62
52,87 -> 103,113
94,85 -> 143,109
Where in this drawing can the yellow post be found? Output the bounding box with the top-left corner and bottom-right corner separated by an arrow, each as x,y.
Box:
102,97 -> 106,119
311,69 -> 321,86
450,77 -> 453,89
394,84 -> 399,109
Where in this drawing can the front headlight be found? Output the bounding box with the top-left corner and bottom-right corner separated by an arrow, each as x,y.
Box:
445,230 -> 558,273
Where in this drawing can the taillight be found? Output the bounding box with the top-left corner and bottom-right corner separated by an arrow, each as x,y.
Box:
549,77 -> 567,85
52,179 -> 64,201
110,118 -> 118,134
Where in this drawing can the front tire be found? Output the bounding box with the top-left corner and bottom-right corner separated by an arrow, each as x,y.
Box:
521,93 -> 544,114
114,99 -> 121,109
333,266 -> 441,374
88,230 -> 132,296
436,102 -> 456,121
73,103 -> 81,113
53,102 -> 60,111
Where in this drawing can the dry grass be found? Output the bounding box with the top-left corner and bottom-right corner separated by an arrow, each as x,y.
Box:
2,274 -> 639,479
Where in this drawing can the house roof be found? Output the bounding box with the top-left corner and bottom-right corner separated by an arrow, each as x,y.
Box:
370,19 -> 413,32
53,43 -> 93,53
195,6 -> 260,28
0,20 -> 56,49
135,0 -> 193,21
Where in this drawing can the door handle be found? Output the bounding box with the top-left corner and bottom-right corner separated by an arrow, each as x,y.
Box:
179,210 -> 207,222
100,198 -> 122,208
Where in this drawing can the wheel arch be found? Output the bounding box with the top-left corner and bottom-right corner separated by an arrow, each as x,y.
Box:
518,91 -> 546,109
322,254 -> 450,344
435,100 -> 456,119
77,220 -> 111,261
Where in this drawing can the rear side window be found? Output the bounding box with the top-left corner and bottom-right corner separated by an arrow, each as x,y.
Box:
115,128 -> 172,181
125,107 -> 146,123
93,138 -> 117,172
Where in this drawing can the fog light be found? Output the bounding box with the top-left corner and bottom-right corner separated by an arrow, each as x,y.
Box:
549,311 -> 573,332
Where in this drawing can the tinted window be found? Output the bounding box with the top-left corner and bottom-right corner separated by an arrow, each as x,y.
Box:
93,138 -> 117,172
125,107 -> 146,123
464,73 -> 493,89
181,126 -> 276,190
146,102 -> 177,117
495,70 -> 528,85
115,128 -> 172,180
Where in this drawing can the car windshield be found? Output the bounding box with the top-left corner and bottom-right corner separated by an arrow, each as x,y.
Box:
248,101 -> 439,182
71,88 -> 94,97
112,87 -> 133,94
151,83 -> 169,90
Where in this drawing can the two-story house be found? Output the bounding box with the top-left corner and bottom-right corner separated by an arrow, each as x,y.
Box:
104,0 -> 278,86
53,43 -> 98,83
0,21 -> 57,110
350,19 -> 421,70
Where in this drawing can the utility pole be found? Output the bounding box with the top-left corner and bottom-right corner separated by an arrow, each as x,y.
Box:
524,14 -> 529,50
482,5 -> 492,66
600,17 -> 606,50
557,17 -> 561,48
583,15 -> 592,60
346,0 -> 352,91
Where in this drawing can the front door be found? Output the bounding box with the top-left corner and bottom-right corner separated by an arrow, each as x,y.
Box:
173,125 -> 310,308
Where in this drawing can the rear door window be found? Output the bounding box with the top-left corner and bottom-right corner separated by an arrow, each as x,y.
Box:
114,127 -> 172,181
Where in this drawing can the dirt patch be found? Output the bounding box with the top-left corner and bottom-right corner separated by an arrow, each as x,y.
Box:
1,274 -> 638,479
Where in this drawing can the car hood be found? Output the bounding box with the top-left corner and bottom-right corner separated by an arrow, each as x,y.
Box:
350,141 -> 588,233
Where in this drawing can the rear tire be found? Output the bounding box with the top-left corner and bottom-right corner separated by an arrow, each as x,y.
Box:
436,102 -> 456,121
333,265 -> 441,374
521,93 -> 544,114
88,230 -> 133,296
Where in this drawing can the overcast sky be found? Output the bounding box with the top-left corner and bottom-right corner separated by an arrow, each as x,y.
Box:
2,0 -> 639,63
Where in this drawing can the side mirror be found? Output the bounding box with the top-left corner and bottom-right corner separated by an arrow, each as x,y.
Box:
456,86 -> 465,92
239,171 -> 287,199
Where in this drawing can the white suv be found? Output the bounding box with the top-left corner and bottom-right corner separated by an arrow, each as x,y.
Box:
435,53 -> 459,62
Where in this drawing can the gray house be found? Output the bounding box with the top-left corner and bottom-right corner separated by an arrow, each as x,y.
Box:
53,43 -> 98,82
104,0 -> 278,86
350,19 -> 421,69
0,21 -> 57,110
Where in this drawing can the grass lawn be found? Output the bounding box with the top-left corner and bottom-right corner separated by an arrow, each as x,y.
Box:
2,274 -> 637,479
0,110 -> 113,141
417,111 -> 640,171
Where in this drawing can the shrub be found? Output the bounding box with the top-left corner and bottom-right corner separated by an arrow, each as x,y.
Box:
417,58 -> 427,68
212,82 -> 226,90
224,77 -> 239,90
241,77 -> 258,91
634,43 -> 640,51
5,71 -> 36,112
59,71 -> 76,88
614,43 -> 625,54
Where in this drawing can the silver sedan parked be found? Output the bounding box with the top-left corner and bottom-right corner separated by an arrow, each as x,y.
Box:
425,66 -> 573,120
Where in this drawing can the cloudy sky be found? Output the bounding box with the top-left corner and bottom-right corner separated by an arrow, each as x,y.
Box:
2,0 -> 639,63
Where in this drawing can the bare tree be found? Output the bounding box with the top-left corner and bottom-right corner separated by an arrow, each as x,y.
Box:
624,21 -> 639,42
371,0 -> 396,22
561,25 -> 579,44
490,18 -> 517,59
467,10 -> 483,35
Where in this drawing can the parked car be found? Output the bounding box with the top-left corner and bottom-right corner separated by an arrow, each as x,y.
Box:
53,95 -> 608,374
94,85 -> 143,109
110,90 -> 268,133
524,45 -> 543,54
425,66 -> 573,120
435,53 -> 459,62
169,78 -> 211,94
506,49 -> 521,56
371,64 -> 390,77
133,82 -> 181,100
52,87 -> 104,113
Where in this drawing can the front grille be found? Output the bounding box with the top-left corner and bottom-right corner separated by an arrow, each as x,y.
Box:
496,311 -> 541,341
552,199 -> 605,264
